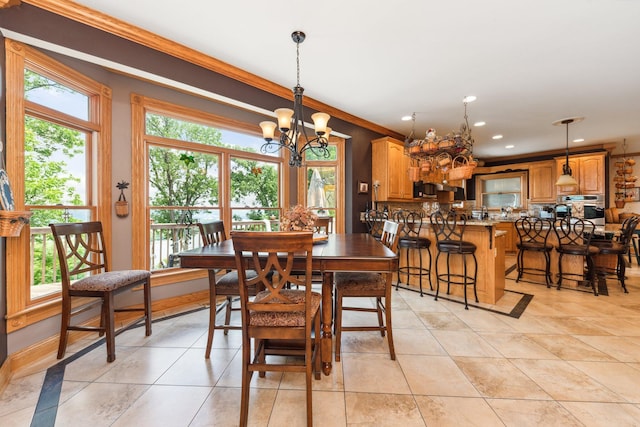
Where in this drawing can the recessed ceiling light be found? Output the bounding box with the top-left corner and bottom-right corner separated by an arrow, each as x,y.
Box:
463,95 -> 477,103
474,121 -> 486,127
573,138 -> 584,143
492,135 -> 503,140
401,115 -> 413,121
505,144 -> 515,149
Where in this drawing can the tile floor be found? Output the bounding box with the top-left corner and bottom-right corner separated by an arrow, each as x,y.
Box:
3,258 -> 640,426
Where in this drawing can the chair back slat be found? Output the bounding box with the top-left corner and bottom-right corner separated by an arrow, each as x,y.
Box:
380,220 -> 400,253
50,222 -> 108,291
231,231 -> 314,317
198,221 -> 228,245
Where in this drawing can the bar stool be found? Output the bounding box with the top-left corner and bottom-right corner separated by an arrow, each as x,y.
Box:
430,210 -> 478,309
393,210 -> 432,296
514,217 -> 554,287
554,217 -> 600,295
592,215 -> 639,293
365,209 -> 388,240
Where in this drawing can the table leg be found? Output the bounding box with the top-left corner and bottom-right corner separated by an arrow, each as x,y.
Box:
321,271 -> 334,376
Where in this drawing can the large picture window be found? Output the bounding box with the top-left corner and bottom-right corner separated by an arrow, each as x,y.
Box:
131,95 -> 284,276
4,40 -> 111,331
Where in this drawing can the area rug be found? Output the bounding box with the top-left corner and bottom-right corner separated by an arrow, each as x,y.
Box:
395,262 -> 533,318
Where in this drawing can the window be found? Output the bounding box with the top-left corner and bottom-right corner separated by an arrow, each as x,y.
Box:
131,95 -> 285,276
476,171 -> 528,211
297,141 -> 345,233
4,40 -> 111,331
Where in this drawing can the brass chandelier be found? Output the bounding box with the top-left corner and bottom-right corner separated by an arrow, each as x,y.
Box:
259,31 -> 331,167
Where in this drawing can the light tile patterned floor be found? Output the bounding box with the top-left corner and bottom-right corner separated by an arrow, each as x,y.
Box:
3,258 -> 640,426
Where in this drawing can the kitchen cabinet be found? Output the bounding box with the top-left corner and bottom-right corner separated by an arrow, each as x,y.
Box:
555,153 -> 606,195
371,136 -> 415,200
528,160 -> 556,203
495,221 -> 516,253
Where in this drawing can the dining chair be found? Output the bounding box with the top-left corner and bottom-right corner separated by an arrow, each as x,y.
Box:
49,221 -> 152,362
314,216 -> 333,234
198,221 -> 263,359
430,210 -> 478,309
554,217 -> 600,295
333,220 -> 400,362
231,231 -> 321,427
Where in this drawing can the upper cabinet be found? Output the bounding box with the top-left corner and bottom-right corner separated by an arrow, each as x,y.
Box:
555,153 -> 606,195
371,136 -> 414,200
528,160 -> 556,203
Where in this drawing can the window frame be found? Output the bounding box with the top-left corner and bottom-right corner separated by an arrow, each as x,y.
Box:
4,39 -> 112,332
130,94 -> 289,283
296,137 -> 346,233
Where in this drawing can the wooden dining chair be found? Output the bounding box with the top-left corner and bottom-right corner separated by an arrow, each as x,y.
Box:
49,221 -> 152,362
198,221 -> 262,359
333,220 -> 400,362
314,216 -> 333,234
231,231 -> 321,427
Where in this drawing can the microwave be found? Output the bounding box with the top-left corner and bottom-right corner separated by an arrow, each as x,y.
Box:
555,194 -> 605,225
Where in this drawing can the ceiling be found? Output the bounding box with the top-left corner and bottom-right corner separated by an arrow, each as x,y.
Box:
69,0 -> 640,159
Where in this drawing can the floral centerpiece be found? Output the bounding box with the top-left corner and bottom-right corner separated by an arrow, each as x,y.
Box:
280,204 -> 317,231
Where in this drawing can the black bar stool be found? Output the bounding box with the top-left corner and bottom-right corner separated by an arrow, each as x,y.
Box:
554,217 -> 600,295
393,210 -> 432,296
430,211 -> 478,309
365,209 -> 388,240
514,217 -> 554,287
592,215 -> 639,293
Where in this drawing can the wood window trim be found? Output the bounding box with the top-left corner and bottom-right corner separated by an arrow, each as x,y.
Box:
4,39 -> 112,332
296,139 -> 346,233
130,93 -> 289,277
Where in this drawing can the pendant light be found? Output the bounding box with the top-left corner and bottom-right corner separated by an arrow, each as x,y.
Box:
259,31 -> 331,167
553,117 -> 584,186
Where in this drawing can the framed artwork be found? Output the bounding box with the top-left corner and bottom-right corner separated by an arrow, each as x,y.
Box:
358,181 -> 369,194
630,187 -> 640,202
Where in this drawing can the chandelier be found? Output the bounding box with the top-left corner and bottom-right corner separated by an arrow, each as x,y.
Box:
404,96 -> 477,183
553,117 -> 584,187
259,31 -> 331,167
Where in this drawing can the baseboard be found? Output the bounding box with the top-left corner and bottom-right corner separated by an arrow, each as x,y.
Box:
0,289 -> 210,392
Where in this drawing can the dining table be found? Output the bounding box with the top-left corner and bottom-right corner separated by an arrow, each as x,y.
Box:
178,232 -> 399,375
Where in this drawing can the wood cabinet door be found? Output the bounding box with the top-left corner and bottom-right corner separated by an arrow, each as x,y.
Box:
579,155 -> 605,194
529,161 -> 556,202
387,142 -> 405,199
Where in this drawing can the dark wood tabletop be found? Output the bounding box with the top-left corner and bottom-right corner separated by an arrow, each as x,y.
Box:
178,232 -> 398,375
178,232 -> 398,272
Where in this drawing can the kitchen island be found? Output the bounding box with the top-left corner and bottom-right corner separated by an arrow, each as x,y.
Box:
399,219 -> 507,304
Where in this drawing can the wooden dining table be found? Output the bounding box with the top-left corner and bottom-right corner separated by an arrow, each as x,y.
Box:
178,233 -> 398,375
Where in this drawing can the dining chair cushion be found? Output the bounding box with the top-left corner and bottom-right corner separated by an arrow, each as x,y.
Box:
70,270 -> 151,292
335,271 -> 386,291
216,270 -> 258,288
249,289 -> 321,327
